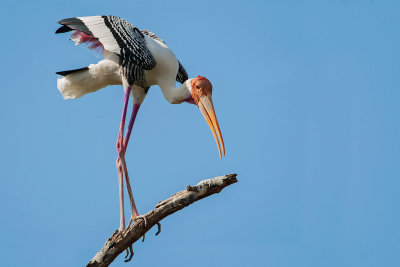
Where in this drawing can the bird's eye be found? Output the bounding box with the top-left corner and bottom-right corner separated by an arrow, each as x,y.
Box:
196,86 -> 200,89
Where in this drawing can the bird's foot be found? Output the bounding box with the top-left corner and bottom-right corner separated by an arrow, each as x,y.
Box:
118,225 -> 126,233
124,245 -> 134,262
126,215 -> 161,239
109,227 -> 125,243
127,214 -> 147,228
127,214 -> 148,242
116,224 -> 134,262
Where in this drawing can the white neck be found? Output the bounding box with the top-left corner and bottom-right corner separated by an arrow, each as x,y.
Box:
158,79 -> 192,104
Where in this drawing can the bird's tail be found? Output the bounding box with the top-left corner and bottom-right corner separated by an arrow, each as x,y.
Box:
56,59 -> 122,99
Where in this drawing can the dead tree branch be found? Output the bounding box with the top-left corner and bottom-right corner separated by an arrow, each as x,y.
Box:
87,173 -> 238,267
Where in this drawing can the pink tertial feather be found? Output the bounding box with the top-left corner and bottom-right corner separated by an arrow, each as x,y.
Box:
70,31 -> 104,51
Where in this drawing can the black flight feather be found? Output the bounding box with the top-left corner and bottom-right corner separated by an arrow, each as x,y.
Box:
56,67 -> 89,77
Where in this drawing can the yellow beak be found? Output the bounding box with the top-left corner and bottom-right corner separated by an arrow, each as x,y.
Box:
197,95 -> 225,159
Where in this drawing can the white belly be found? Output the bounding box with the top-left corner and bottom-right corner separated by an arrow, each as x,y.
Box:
143,35 -> 178,87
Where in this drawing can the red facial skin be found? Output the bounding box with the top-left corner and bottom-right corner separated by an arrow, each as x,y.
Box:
190,76 -> 212,105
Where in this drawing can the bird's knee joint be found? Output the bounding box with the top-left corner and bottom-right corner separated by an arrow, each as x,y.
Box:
116,141 -> 125,155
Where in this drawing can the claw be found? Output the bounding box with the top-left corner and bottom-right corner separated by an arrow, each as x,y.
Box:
141,215 -> 148,228
124,248 -> 129,259
138,215 -> 147,242
129,215 -> 147,227
124,245 -> 134,262
155,222 -> 161,236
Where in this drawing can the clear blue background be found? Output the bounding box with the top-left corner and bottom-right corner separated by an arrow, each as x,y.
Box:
0,1 -> 399,266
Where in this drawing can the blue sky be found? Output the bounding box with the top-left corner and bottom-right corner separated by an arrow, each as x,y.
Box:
1,1 -> 399,266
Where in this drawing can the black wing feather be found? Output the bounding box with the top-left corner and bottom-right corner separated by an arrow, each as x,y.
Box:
56,16 -> 156,87
176,61 -> 188,84
57,18 -> 92,35
55,25 -> 73,34
56,67 -> 89,76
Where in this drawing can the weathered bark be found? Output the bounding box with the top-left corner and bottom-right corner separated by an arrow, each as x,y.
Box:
87,174 -> 237,267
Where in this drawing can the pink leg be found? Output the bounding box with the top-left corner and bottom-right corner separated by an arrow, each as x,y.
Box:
117,95 -> 148,245
116,87 -> 144,231
122,104 -> 141,218
119,155 -> 139,218
117,164 -> 125,232
117,87 -> 131,156
116,87 -> 131,232
124,104 -> 140,148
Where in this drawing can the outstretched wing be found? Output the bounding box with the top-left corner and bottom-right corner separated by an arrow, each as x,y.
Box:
141,29 -> 189,84
56,16 -> 156,87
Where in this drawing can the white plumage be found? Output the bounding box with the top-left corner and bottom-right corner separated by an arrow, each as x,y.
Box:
57,25 -> 188,104
56,16 -> 225,238
57,59 -> 121,99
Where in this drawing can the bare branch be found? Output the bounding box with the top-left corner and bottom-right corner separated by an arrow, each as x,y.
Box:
87,174 -> 238,267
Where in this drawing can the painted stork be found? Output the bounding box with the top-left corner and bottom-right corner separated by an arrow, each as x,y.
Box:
55,16 -> 225,232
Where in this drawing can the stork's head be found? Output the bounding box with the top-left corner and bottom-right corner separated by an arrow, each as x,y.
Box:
185,76 -> 225,159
